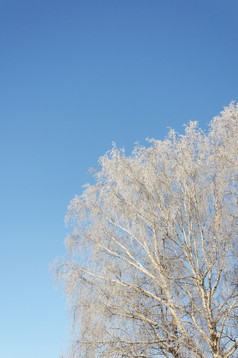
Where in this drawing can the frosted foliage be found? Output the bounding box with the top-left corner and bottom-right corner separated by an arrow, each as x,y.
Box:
56,103 -> 238,358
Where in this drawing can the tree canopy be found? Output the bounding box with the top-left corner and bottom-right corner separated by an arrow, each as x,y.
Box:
56,103 -> 238,358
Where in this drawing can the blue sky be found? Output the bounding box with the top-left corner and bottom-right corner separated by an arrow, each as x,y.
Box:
0,0 -> 238,357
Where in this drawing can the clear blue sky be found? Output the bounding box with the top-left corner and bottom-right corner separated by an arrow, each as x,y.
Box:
0,0 -> 237,357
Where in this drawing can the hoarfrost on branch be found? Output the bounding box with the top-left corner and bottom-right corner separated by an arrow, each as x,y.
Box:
55,103 -> 238,358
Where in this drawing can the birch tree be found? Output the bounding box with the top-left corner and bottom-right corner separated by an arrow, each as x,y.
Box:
55,103 -> 238,358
